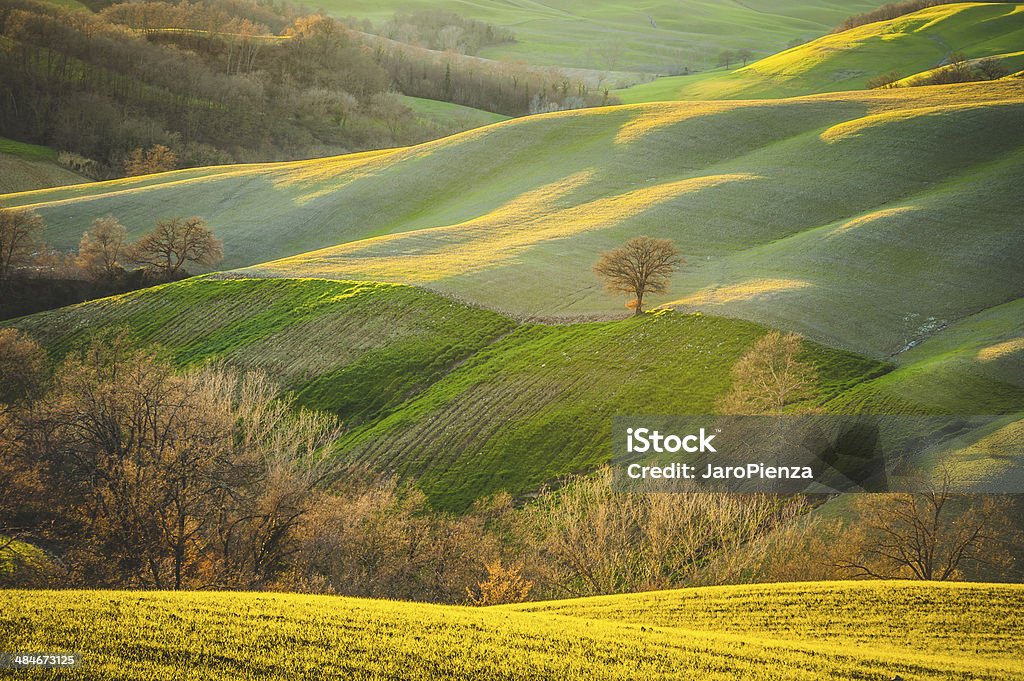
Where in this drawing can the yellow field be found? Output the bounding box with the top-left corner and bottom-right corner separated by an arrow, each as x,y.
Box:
1,581 -> 1020,679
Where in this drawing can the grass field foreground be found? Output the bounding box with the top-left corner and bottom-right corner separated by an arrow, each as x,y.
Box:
0,582 -> 1020,679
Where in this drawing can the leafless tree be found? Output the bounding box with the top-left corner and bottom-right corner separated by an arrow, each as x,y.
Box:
836,470 -> 1015,580
0,208 -> 45,287
77,216 -> 128,281
593,236 -> 682,314
130,216 -> 223,278
718,331 -> 818,414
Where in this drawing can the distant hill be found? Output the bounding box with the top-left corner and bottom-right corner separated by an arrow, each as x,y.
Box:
615,2 -> 1024,102
1,581 -> 1021,679
314,0 -> 881,73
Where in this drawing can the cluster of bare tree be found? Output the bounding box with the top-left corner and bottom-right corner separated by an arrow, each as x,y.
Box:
366,34 -> 615,116
0,332 -> 342,589
2,327 -> 1017,599
0,208 -> 221,286
717,49 -> 755,69
0,207 -> 222,319
867,53 -> 1009,90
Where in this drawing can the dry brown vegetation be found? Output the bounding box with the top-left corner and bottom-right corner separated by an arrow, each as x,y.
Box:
718,330 -> 818,415
1,329 -> 1017,596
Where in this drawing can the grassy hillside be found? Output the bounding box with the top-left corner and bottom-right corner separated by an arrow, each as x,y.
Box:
0,137 -> 89,194
1,582 -> 1020,679
338,310 -> 884,510
615,3 -> 1024,102
617,3 -> 1024,102
8,277 -> 515,427
316,0 -> 879,73
4,82 -> 1021,360
7,277 -> 893,509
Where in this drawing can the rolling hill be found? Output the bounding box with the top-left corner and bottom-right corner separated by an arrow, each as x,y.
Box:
1,581 -> 1021,679
314,0 -> 881,73
614,2 -> 1024,102
4,80 -> 1022,360
10,276 -> 1022,510
7,277 -> 896,509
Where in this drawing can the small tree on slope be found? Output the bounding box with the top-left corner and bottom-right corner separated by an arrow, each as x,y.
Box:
593,236 -> 682,315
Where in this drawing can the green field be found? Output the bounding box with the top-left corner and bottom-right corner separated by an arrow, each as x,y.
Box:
398,95 -> 510,130
1,581 -> 1021,679
314,0 -> 880,73
615,3 -> 1024,102
5,81 -> 1021,359
8,277 -> 895,509
11,276 -> 1022,510
0,137 -> 89,194
7,277 -> 515,428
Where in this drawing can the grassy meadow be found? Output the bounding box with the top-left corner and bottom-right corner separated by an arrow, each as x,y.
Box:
1,582 -> 1021,679
614,2 -> 1024,102
7,277 -> 893,509
10,275 -> 1021,510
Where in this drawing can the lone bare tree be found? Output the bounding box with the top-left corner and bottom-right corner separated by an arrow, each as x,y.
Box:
130,216 -> 223,278
593,237 -> 682,315
0,208 -> 45,287
718,331 -> 818,414
77,216 -> 127,281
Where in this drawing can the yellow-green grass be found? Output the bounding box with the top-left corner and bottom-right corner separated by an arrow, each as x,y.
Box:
615,3 -> 1024,102
4,81 -> 1021,360
313,0 -> 880,73
0,582 -> 1020,679
0,137 -> 88,194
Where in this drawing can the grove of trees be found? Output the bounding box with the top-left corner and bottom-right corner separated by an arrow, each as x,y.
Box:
0,208 -> 223,319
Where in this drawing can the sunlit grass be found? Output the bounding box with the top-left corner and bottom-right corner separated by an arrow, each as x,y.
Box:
615,2 -> 1024,102
662,278 -> 812,306
252,173 -> 758,281
1,582 -> 1021,679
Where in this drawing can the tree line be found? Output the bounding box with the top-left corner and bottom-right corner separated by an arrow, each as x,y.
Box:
0,0 -> 613,180
1,325 -> 1017,598
0,207 -> 222,319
